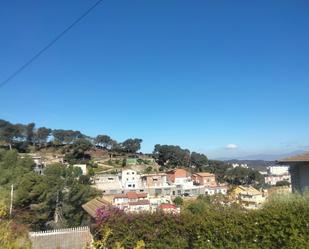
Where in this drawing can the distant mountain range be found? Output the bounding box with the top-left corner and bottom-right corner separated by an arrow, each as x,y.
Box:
215,150 -> 306,161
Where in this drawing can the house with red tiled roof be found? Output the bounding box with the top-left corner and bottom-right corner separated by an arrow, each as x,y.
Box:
166,168 -> 190,184
192,172 -> 216,186
279,152 -> 309,193
113,191 -> 150,212
158,203 -> 180,214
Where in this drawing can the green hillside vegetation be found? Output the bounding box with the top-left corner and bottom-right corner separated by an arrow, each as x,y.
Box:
0,149 -> 101,230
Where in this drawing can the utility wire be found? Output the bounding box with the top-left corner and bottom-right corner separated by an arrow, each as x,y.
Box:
0,0 -> 104,89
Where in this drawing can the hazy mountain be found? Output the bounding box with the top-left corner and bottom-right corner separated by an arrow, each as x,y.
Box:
214,150 -> 306,161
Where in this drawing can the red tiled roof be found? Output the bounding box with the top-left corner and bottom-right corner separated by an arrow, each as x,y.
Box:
113,193 -> 127,198
158,203 -> 177,209
114,192 -> 147,199
128,200 -> 150,206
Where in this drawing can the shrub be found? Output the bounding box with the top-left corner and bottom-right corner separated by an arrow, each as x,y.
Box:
93,194 -> 309,249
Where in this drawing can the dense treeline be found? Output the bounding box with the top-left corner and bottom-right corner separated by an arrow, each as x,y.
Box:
0,119 -> 143,154
0,149 -> 100,230
93,194 -> 309,249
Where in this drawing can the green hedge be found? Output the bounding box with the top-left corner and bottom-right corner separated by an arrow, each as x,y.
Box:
94,194 -> 309,249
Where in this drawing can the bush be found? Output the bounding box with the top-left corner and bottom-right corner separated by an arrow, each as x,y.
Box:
93,194 -> 309,249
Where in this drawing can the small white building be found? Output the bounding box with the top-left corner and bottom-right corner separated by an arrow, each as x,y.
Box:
265,174 -> 291,186
128,200 -> 151,212
231,163 -> 248,169
113,192 -> 150,213
205,184 -> 228,195
267,165 -> 289,175
121,169 -> 140,189
94,174 -> 123,194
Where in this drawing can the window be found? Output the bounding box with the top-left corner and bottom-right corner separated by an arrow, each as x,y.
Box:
128,184 -> 132,187
133,184 -> 135,187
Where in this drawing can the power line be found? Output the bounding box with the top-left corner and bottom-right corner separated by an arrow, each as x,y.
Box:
0,0 -> 104,89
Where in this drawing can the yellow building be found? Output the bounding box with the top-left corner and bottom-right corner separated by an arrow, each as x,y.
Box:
230,186 -> 266,209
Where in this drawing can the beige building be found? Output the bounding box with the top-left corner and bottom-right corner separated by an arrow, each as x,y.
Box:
191,172 -> 216,186
141,173 -> 168,187
231,186 -> 265,209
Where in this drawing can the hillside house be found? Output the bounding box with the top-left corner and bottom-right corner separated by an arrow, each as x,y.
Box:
141,173 -> 168,187
158,203 -> 180,214
113,192 -> 150,212
94,174 -> 123,195
113,192 -> 147,205
279,152 -> 309,193
205,184 -> 228,195
121,169 -> 140,189
192,172 -> 216,186
231,186 -> 265,209
167,169 -> 190,184
264,173 -> 291,186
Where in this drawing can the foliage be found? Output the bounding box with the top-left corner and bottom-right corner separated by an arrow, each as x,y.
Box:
224,166 -> 264,186
34,127 -> 51,147
0,150 -> 101,230
153,144 -> 190,168
153,144 -> 209,170
93,194 -> 309,249
0,201 -> 8,219
120,138 -> 143,153
95,135 -> 115,150
190,152 -> 208,169
65,138 -> 93,163
276,180 -> 290,187
0,221 -> 31,249
52,129 -> 83,145
173,196 -> 184,206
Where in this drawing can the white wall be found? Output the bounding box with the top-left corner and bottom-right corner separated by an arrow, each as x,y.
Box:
267,165 -> 289,175
121,169 -> 140,189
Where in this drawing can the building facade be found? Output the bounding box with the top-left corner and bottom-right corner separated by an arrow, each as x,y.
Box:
279,152 -> 309,193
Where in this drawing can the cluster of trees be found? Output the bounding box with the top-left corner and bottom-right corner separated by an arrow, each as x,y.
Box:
0,119 -> 143,154
0,149 -> 100,230
153,144 -> 208,170
92,194 -> 309,249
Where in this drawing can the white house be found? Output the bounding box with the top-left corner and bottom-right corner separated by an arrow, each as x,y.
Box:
267,165 -> 289,175
231,163 -> 248,169
121,169 -> 140,189
113,192 -> 150,212
205,184 -> 228,195
265,174 -> 291,186
94,174 -> 122,194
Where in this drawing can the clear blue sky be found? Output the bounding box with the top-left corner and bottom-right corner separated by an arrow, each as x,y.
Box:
0,0 -> 309,158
